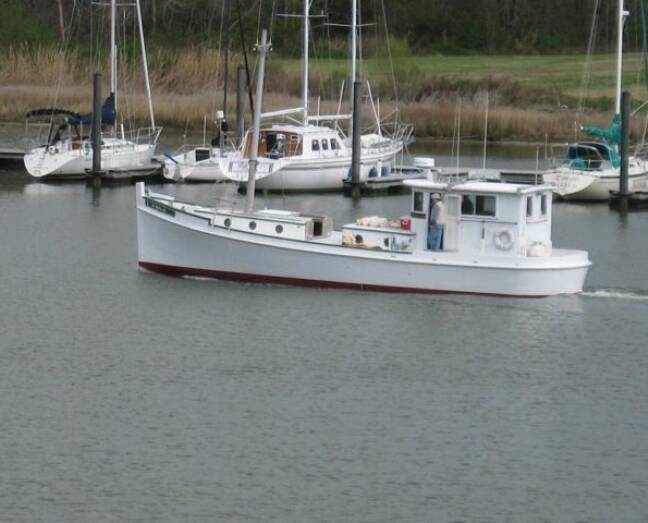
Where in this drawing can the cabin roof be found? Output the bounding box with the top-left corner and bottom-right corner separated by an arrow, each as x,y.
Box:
403,179 -> 551,195
264,124 -> 341,136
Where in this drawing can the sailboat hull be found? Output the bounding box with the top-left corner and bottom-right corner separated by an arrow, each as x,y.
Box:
543,164 -> 648,201
25,140 -> 156,179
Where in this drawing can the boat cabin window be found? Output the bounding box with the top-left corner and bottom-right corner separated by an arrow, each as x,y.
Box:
244,131 -> 302,158
526,196 -> 534,218
412,191 -> 424,214
461,194 -> 496,217
265,133 -> 285,158
567,144 -> 607,170
330,139 -> 338,150
195,148 -> 210,162
312,140 -> 320,152
322,139 -> 329,150
540,194 -> 548,216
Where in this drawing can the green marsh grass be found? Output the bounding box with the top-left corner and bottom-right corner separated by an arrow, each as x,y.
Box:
2,47 -> 648,141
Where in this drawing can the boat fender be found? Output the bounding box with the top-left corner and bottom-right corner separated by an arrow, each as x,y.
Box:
494,229 -> 515,250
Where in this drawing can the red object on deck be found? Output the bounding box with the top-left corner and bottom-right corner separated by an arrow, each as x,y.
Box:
400,218 -> 411,230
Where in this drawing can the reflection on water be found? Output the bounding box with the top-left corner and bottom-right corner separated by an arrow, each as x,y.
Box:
1,141 -> 647,522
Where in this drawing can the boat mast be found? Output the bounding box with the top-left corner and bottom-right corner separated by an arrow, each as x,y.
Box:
246,29 -> 270,212
616,0 -> 629,114
351,0 -> 358,108
110,0 -> 117,114
303,0 -> 310,125
135,0 -> 156,129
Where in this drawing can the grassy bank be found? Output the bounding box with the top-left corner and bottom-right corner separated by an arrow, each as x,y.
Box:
2,47 -> 647,142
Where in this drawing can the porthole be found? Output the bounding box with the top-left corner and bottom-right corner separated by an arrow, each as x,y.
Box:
249,221 -> 257,230
224,218 -> 231,227
275,224 -> 284,234
355,234 -> 363,244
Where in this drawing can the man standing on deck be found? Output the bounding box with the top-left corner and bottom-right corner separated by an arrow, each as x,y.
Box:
428,193 -> 446,251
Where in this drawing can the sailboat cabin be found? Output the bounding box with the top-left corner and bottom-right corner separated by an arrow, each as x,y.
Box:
243,124 -> 348,159
403,180 -> 554,257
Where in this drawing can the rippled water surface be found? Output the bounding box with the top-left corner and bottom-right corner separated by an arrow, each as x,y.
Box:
1,143 -> 647,522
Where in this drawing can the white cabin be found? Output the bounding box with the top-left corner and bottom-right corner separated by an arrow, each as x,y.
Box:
244,124 -> 348,160
403,180 -> 553,257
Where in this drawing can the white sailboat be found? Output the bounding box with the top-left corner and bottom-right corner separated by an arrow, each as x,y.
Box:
543,0 -> 648,200
23,0 -> 160,180
136,29 -> 590,297
162,135 -> 226,183
220,0 -> 410,191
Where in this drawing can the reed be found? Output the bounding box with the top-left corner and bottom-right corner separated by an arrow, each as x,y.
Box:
1,46 -> 642,142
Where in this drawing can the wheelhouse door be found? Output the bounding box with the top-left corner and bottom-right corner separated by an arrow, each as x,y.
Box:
444,194 -> 461,251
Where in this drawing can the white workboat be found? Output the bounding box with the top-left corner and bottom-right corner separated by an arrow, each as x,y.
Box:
136,179 -> 590,297
137,26 -> 589,297
24,0 -> 159,179
542,0 -> 648,200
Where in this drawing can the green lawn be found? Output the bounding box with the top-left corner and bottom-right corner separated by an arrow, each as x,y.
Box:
274,52 -> 648,102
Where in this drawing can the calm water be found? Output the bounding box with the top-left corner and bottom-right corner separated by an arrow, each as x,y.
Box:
1,144 -> 647,523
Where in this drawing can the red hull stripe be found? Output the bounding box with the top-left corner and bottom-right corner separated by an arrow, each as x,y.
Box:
139,261 -> 544,298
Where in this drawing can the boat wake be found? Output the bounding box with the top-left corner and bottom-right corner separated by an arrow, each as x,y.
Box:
181,274 -> 216,282
581,288 -> 648,301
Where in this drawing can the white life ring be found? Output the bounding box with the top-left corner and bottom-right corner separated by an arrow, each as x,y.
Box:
48,146 -> 57,155
494,229 -> 515,250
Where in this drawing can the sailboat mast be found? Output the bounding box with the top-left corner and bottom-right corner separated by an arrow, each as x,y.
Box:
110,0 -> 117,112
135,0 -> 156,129
303,0 -> 309,125
351,0 -> 358,101
616,0 -> 628,114
246,29 -> 270,212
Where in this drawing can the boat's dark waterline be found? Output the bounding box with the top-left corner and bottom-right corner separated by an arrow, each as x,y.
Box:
138,261 -> 544,298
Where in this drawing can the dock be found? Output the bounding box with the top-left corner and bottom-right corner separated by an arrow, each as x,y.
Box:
343,167 -> 545,196
343,171 -> 426,195
0,147 -> 24,167
499,169 -> 544,184
610,191 -> 648,210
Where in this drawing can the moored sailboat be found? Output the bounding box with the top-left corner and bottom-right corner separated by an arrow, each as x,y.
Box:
23,0 -> 160,180
543,0 -> 648,200
219,0 -> 410,191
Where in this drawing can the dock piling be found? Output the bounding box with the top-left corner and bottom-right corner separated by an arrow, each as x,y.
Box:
610,91 -> 636,211
350,80 -> 362,198
90,72 -> 103,185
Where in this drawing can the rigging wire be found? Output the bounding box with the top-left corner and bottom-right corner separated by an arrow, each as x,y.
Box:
47,0 -> 81,135
577,0 -> 601,119
379,0 -> 399,111
235,0 -> 256,115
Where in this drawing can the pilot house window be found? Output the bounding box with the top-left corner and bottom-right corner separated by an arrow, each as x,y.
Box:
322,139 -> 329,150
540,194 -> 548,216
461,194 -> 496,217
526,196 -> 535,219
312,140 -> 320,151
413,191 -> 424,213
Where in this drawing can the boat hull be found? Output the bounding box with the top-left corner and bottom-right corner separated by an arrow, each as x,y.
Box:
543,163 -> 648,201
137,195 -> 590,297
25,141 -> 156,179
163,151 -> 225,182
224,144 -> 404,191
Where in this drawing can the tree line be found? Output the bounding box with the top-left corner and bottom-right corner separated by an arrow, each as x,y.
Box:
4,0 -> 648,54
